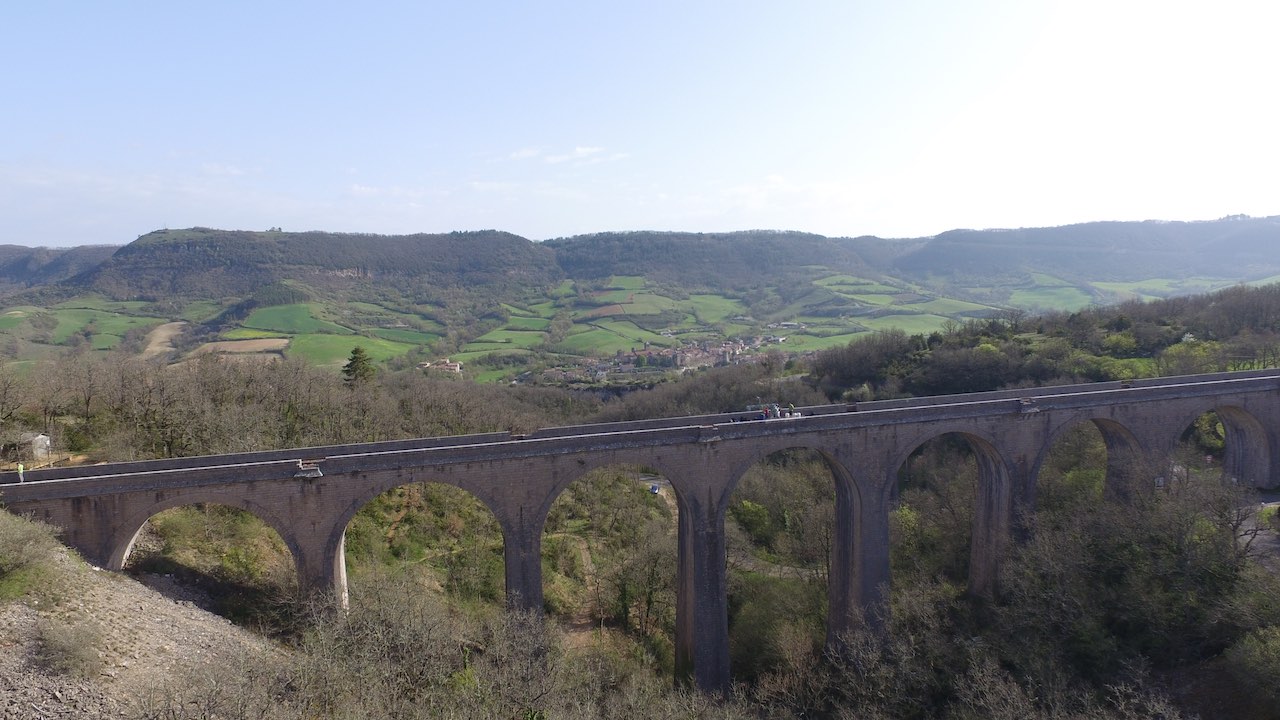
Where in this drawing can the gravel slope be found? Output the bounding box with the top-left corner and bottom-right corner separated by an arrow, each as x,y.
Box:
0,544 -> 280,719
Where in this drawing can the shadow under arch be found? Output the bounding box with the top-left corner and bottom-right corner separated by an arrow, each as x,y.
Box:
1217,405 -> 1272,486
111,492 -> 303,581
888,429 -> 1011,598
113,495 -> 303,628
721,441 -> 862,653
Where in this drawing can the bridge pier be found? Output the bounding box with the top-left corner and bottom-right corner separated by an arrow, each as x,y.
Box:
822,445 -> 887,644
501,518 -> 544,612
671,462 -> 732,695
294,529 -> 349,609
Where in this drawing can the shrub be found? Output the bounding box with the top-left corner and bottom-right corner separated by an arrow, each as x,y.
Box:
0,510 -> 62,600
37,617 -> 103,679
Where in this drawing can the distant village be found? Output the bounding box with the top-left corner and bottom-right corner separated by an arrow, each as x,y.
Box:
511,332 -> 795,387
413,317 -> 807,387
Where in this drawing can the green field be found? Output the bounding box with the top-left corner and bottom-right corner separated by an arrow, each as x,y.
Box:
606,275 -> 646,290
287,334 -> 416,366
685,294 -> 747,324
850,293 -> 897,306
1009,286 -> 1094,311
1092,277 -> 1234,301
346,302 -> 444,332
590,288 -> 638,304
553,319 -> 680,355
467,329 -> 546,349
816,275 -> 902,294
781,332 -> 866,351
372,328 -> 440,345
500,303 -> 537,317
0,309 -> 31,331
244,304 -> 353,335
505,315 -> 550,331
860,314 -> 953,334
449,348 -> 535,364
91,334 -> 124,350
578,292 -> 684,320
53,296 -> 151,313
593,319 -> 678,346
49,309 -> 164,344
526,301 -> 560,318
906,297 -> 994,315
223,328 -> 288,340
472,368 -> 515,383
178,301 -> 225,322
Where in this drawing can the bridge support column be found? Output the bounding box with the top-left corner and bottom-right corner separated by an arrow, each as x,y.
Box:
502,519 -> 544,613
672,467 -> 731,696
827,455 -> 889,645
297,529 -> 349,609
971,428 -> 1041,599
974,440 -> 1014,597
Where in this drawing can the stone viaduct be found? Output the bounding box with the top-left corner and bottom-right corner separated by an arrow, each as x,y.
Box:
3,369 -> 1279,693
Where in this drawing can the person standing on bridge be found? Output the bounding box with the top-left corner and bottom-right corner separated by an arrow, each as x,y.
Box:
17,463 -> 23,482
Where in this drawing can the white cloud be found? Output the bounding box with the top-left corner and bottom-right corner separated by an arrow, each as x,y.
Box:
544,146 -> 605,164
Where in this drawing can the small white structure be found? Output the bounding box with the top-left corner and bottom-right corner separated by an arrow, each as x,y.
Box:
18,432 -> 51,461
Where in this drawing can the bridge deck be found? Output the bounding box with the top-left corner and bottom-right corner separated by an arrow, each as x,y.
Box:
1,369 -> 1276,494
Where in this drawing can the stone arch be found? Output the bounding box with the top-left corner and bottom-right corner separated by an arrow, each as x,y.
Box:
534,452 -> 691,539
1029,415 -> 1147,504
539,458 -> 681,657
720,439 -> 863,659
327,472 -> 508,587
721,437 -> 857,513
111,492 -> 303,578
887,428 -> 1012,597
1166,402 -> 1272,487
331,473 -> 508,604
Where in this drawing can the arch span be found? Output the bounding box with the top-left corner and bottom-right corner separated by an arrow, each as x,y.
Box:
338,479 -> 507,605
1030,415 -> 1147,503
889,430 -> 1011,598
1216,405 -> 1272,486
723,443 -> 864,658
111,493 -> 303,580
541,464 -> 679,654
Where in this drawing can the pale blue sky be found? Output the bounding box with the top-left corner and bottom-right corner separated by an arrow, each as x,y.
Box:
3,1 -> 1278,246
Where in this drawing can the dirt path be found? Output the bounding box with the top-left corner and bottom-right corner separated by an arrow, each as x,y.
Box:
140,321 -> 187,359
550,533 -> 606,650
193,338 -> 289,355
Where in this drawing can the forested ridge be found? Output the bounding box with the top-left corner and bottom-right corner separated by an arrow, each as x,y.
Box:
13,215 -> 1280,304
4,280 -> 1280,717
77,228 -> 563,301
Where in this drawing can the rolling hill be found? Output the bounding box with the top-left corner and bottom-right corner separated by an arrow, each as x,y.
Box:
0,215 -> 1277,372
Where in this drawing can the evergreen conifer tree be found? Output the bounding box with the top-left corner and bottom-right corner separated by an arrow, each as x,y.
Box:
342,346 -> 376,384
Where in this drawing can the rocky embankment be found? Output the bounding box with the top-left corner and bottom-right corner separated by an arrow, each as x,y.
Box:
0,522 -> 279,719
